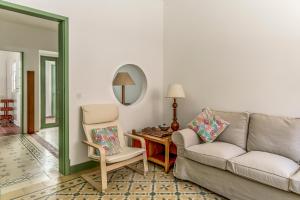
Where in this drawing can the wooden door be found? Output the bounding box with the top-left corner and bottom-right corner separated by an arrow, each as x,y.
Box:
27,71 -> 35,134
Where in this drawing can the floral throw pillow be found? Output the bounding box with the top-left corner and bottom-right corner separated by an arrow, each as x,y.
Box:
187,108 -> 230,142
92,126 -> 122,156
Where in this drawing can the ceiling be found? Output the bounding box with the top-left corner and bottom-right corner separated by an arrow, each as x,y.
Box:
0,8 -> 58,31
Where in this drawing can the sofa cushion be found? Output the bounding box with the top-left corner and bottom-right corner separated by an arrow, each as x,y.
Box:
187,108 -> 229,142
214,110 -> 249,149
290,170 -> 300,195
185,142 -> 246,170
247,113 -> 300,163
227,151 -> 299,191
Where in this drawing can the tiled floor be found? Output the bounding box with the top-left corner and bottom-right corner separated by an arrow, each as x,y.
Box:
0,134 -> 59,195
30,127 -> 59,158
2,162 -> 226,200
36,127 -> 59,150
0,129 -> 225,199
0,123 -> 20,136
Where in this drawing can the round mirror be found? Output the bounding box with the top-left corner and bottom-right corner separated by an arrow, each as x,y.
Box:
112,64 -> 147,106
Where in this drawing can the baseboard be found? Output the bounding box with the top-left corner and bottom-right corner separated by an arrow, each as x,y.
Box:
69,160 -> 99,174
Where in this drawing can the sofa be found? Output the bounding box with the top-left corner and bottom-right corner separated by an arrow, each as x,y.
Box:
172,111 -> 300,200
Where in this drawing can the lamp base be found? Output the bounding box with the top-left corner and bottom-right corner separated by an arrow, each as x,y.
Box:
171,121 -> 179,131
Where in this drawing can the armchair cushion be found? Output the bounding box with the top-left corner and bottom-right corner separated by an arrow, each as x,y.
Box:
83,122 -> 126,158
105,147 -> 145,163
92,126 -> 121,156
82,104 -> 118,124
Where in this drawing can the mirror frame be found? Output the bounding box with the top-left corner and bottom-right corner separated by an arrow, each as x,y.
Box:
112,64 -> 147,106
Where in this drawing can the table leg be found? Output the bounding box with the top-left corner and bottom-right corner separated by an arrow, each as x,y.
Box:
165,141 -> 170,173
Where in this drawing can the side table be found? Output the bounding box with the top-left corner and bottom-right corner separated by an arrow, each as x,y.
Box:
131,130 -> 177,173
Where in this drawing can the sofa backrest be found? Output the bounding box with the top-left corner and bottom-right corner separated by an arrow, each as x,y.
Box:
214,110 -> 250,149
247,113 -> 300,163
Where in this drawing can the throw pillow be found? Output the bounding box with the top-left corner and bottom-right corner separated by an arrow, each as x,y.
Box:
188,107 -> 229,142
92,126 -> 122,156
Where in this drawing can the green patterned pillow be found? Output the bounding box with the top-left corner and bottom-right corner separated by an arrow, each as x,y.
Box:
92,126 -> 122,156
187,108 -> 230,142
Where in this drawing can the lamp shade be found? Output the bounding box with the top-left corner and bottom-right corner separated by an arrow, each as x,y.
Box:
113,72 -> 135,86
166,84 -> 185,98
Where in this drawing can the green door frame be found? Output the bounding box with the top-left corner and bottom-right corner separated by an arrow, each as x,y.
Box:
21,52 -> 24,133
40,56 -> 59,129
0,1 -> 70,175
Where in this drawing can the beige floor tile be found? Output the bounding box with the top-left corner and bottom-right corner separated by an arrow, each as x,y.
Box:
152,194 -> 178,200
154,181 -> 177,193
130,182 -> 152,193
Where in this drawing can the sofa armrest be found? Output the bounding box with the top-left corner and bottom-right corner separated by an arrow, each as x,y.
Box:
172,128 -> 201,156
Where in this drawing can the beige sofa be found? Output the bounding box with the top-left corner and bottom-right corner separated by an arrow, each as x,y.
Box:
172,112 -> 300,200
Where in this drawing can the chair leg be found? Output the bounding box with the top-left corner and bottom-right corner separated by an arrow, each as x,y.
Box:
81,171 -> 102,192
143,152 -> 148,176
100,159 -> 108,191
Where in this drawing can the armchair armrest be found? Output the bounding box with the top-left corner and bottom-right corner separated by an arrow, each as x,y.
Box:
124,133 -> 146,149
171,128 -> 201,156
82,140 -> 106,159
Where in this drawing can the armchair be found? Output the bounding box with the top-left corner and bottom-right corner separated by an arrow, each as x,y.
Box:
81,104 -> 148,191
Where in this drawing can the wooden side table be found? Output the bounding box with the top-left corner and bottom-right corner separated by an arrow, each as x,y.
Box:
131,130 -> 177,173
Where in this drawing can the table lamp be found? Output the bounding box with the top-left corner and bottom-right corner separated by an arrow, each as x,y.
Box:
166,84 -> 185,131
113,72 -> 135,104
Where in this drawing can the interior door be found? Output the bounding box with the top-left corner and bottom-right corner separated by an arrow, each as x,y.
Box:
27,71 -> 35,133
40,56 -> 58,128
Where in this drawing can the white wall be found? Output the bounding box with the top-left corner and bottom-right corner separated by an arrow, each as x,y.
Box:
0,53 -> 8,98
5,0 -> 164,165
0,19 -> 58,131
164,0 -> 300,125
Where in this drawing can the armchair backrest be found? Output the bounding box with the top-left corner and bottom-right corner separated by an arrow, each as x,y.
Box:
81,104 -> 126,157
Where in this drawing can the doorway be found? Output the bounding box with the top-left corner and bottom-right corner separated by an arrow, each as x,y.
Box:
41,56 -> 59,128
33,55 -> 60,158
0,1 -> 69,178
0,7 -> 66,194
0,50 -> 23,136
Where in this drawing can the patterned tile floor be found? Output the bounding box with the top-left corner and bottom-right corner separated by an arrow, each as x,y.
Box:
31,127 -> 59,158
0,133 -> 225,199
3,162 -> 226,200
36,127 -> 59,150
0,124 -> 20,136
0,134 -> 59,195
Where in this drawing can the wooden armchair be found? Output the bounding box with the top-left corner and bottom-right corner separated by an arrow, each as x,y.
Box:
81,104 -> 148,191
